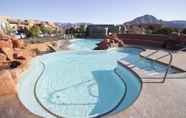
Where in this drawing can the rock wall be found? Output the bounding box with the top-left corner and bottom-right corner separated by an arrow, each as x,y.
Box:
95,33 -> 186,50
0,32 -> 33,96
94,33 -> 125,50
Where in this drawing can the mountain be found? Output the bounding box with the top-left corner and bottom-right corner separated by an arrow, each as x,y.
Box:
124,15 -> 162,25
164,21 -> 186,29
124,15 -> 186,29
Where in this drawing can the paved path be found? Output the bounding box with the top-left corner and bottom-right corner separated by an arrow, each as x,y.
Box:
0,95 -> 40,118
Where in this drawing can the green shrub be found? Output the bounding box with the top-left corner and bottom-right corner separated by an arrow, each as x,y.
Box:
182,28 -> 186,34
40,25 -> 53,34
152,27 -> 175,35
29,25 -> 41,37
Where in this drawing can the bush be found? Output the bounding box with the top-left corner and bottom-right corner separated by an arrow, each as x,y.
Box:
152,27 -> 175,35
5,24 -> 15,35
40,25 -> 53,34
28,25 -> 41,37
182,28 -> 186,34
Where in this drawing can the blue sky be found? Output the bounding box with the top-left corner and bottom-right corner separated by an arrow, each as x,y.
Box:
0,0 -> 186,24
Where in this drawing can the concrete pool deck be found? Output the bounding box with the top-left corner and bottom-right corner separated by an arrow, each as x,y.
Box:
105,49 -> 186,118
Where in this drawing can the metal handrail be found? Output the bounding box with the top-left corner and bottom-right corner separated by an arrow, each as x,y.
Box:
173,47 -> 186,53
157,51 -> 173,83
144,51 -> 173,83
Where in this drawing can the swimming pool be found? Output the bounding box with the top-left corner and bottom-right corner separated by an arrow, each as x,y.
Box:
69,38 -> 101,50
18,39 -> 179,118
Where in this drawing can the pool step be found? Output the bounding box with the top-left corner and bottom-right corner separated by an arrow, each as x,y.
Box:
118,60 -> 186,82
118,60 -> 165,81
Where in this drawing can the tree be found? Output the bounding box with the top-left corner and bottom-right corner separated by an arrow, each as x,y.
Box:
182,28 -> 186,34
69,27 -> 75,34
28,25 -> 41,37
40,25 -> 53,34
152,27 -> 175,35
79,25 -> 86,33
5,24 -> 15,35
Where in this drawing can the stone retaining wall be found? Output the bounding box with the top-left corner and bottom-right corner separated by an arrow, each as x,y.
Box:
117,34 -> 186,49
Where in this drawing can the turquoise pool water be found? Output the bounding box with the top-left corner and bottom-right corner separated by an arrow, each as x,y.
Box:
18,39 -> 179,118
69,38 -> 101,50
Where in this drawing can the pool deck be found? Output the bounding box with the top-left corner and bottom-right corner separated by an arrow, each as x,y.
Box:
0,95 -> 40,118
105,48 -> 186,118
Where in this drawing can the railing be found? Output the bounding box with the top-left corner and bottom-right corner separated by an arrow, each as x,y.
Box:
157,51 -> 173,83
143,50 -> 173,83
173,47 -> 186,53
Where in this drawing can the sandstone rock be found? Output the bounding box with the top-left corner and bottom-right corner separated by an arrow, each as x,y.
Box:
27,42 -> 51,55
9,61 -> 21,69
0,38 -> 13,49
0,70 -> 16,96
10,60 -> 28,82
94,34 -> 125,50
13,48 -> 33,60
0,47 -> 14,60
11,38 -> 25,48
94,40 -> 109,50
10,67 -> 23,82
0,32 -> 32,97
0,53 -> 7,63
0,32 -> 11,40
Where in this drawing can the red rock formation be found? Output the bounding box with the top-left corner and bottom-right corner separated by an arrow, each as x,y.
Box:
0,47 -> 14,60
13,48 -> 32,60
0,32 -> 32,96
11,37 -> 25,48
0,38 -> 13,49
0,70 -> 16,96
94,33 -> 125,50
0,53 -> 7,63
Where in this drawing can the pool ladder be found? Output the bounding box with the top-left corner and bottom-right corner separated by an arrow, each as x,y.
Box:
142,49 -> 173,83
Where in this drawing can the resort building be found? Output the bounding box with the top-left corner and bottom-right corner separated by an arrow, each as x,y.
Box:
86,24 -> 116,38
124,24 -> 162,34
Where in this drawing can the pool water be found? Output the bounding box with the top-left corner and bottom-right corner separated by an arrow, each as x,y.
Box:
69,38 -> 101,50
18,39 -> 179,118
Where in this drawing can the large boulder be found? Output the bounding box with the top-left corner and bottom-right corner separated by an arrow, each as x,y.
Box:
0,70 -> 16,96
0,47 -> 14,61
11,38 -> 25,48
0,53 -> 7,63
0,53 -> 8,69
0,32 -> 13,48
0,38 -> 13,49
94,40 -> 110,50
94,34 -> 125,50
13,48 -> 32,60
